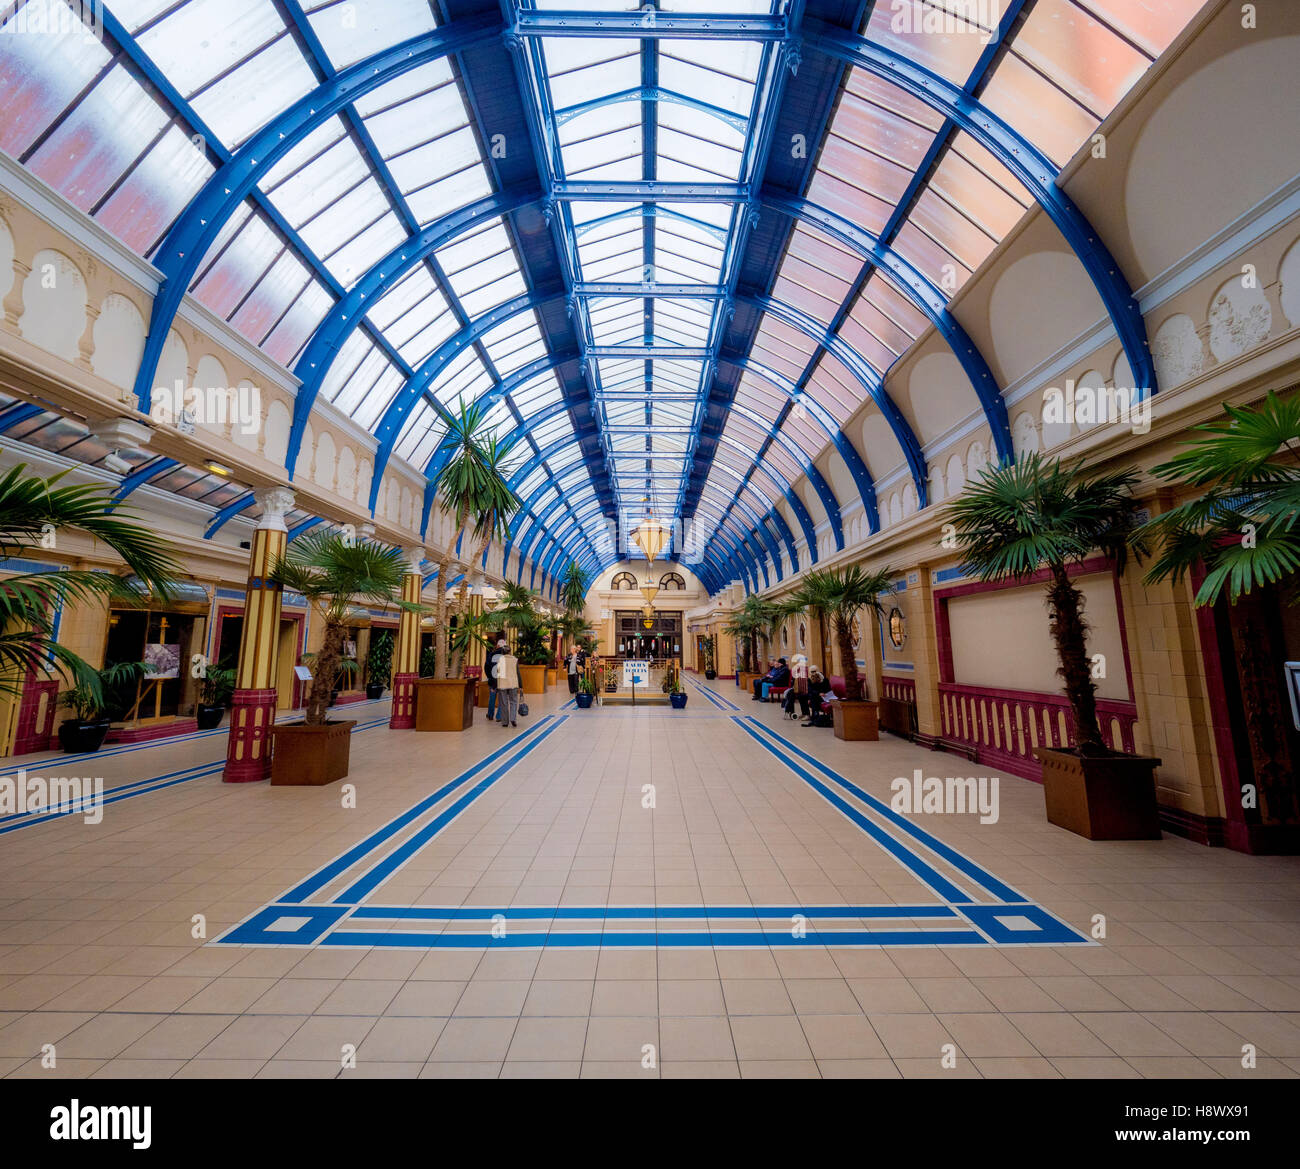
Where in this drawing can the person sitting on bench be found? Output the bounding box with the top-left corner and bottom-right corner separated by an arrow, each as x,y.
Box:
801,667 -> 833,726
751,657 -> 790,700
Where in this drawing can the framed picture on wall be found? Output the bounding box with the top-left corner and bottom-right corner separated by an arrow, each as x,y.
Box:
1286,662 -> 1300,731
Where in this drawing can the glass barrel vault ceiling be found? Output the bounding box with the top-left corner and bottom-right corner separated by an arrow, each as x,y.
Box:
0,0 -> 1205,586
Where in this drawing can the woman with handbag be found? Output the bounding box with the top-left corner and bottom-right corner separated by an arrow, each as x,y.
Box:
493,646 -> 521,728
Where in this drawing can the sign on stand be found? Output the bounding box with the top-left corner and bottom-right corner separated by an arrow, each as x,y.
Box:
622,660 -> 650,689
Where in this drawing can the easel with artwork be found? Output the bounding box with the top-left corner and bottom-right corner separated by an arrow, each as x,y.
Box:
124,615 -> 182,729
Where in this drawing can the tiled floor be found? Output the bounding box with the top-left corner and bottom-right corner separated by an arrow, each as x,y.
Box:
1,682 -> 1299,1079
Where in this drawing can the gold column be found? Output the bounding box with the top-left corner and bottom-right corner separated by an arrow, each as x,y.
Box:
223,487 -> 294,782
389,546 -> 424,729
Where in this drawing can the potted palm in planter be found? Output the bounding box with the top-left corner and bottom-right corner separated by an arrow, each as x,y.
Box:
702,634 -> 717,680
785,565 -> 896,741
663,671 -> 688,709
575,672 -> 597,709
57,661 -> 148,753
196,662 -> 235,730
515,613 -> 552,694
1139,391 -> 1300,832
946,452 -> 1158,839
0,463 -> 178,720
366,630 -> 393,699
725,595 -> 779,694
267,531 -> 407,784
422,398 -> 520,728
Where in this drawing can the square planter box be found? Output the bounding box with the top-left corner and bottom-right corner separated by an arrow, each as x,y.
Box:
1036,747 -> 1162,840
414,678 -> 476,732
519,664 -> 548,694
270,720 -> 356,786
832,700 -> 879,741
739,671 -> 763,695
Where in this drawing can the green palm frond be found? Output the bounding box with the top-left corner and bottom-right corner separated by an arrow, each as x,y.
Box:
1142,392 -> 1300,606
433,398 -> 521,544
0,463 -> 180,594
945,453 -> 1146,582
561,562 -> 591,613
269,531 -> 407,622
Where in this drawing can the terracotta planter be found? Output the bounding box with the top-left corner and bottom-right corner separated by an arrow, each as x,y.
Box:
270,720 -> 355,786
739,671 -> 762,695
519,664 -> 547,694
414,678 -> 476,732
1036,747 -> 1162,840
546,668 -> 558,686
476,680 -> 490,708
832,699 -> 879,741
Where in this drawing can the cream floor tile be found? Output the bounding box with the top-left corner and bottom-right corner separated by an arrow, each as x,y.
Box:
739,1060 -> 820,1078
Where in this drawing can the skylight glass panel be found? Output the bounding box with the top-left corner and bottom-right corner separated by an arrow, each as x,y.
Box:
135,0 -> 285,98
231,250 -> 312,343
351,364 -> 405,429
862,0 -> 990,85
189,35 -> 318,148
192,213 -> 283,317
430,349 -> 491,406
303,0 -> 439,71
541,39 -> 639,109
263,279 -> 333,366
25,65 -> 168,214
321,213 -> 407,286
0,9 -> 113,159
265,138 -> 372,230
395,400 -> 438,463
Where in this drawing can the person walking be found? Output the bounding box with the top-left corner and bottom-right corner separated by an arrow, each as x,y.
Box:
485,637 -> 506,723
566,647 -> 581,695
492,644 -> 521,728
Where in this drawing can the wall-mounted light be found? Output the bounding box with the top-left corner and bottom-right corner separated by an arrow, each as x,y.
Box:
205,461 -> 233,477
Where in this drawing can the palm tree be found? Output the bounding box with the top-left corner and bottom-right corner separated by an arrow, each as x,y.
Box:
0,464 -> 179,704
945,452 -> 1147,755
1140,391 -> 1299,605
560,562 -> 590,615
429,398 -> 520,678
723,594 -> 781,674
269,531 -> 409,725
1140,391 -> 1299,820
785,566 -> 897,701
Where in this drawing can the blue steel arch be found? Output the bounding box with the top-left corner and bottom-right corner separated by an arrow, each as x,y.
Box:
117,11 -> 1154,612
130,15 -> 505,412
368,290 -> 565,512
474,390 -> 836,562
505,438 -> 788,583
802,22 -> 1156,403
288,189 -> 543,474
730,292 -> 924,509
758,194 -> 1013,463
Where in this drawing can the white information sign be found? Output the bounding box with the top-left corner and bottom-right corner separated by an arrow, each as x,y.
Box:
622,660 -> 650,688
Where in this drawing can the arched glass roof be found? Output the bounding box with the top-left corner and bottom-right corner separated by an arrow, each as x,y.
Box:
0,0 -> 1205,593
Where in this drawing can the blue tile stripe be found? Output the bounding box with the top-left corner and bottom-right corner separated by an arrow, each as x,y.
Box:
0,716 -> 390,836
3,696 -> 391,771
332,715 -> 569,903
686,678 -> 740,711
277,715 -> 563,905
732,716 -> 975,902
347,904 -> 961,921
738,716 -> 1025,903
213,708 -> 1089,951
321,928 -> 987,949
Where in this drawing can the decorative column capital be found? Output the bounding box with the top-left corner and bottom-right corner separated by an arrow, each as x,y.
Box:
401,546 -> 426,575
254,487 -> 296,532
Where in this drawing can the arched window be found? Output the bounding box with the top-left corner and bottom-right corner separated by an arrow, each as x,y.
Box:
611,571 -> 637,591
659,572 -> 686,591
